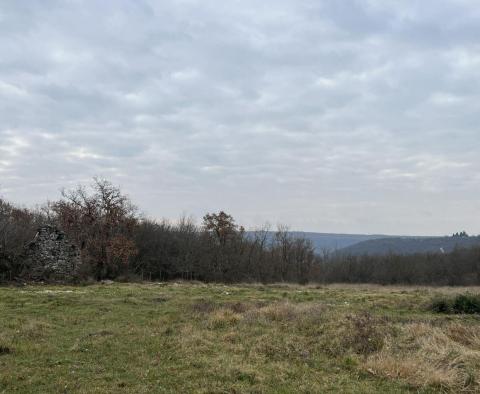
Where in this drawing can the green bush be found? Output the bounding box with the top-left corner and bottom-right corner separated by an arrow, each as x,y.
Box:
430,297 -> 452,314
430,294 -> 480,315
452,294 -> 480,314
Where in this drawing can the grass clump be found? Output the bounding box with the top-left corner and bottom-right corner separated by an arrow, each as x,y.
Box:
343,312 -> 386,355
207,308 -> 241,329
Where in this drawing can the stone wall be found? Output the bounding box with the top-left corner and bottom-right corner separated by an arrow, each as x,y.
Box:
26,225 -> 81,281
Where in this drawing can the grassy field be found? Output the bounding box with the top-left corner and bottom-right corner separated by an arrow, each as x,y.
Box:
1,283 -> 480,393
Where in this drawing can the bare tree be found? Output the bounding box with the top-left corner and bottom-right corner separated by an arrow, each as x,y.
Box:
0,198 -> 41,280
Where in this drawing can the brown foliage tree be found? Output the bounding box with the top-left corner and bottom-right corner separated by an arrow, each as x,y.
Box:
203,211 -> 243,245
51,178 -> 138,280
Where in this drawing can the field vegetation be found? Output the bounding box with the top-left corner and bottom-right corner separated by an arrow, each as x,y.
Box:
1,283 -> 480,393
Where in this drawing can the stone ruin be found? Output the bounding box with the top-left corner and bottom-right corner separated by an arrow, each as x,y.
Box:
25,225 -> 81,281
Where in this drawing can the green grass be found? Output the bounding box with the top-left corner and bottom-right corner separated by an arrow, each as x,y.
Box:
1,283 -> 480,393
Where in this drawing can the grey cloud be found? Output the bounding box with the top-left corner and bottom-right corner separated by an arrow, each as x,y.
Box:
1,0 -> 479,235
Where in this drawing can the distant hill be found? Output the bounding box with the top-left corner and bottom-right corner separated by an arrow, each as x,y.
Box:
247,232 -> 480,256
288,232 -> 391,252
340,236 -> 480,256
247,232 -> 391,252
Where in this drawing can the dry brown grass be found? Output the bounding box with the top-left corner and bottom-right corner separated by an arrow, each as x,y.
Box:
242,301 -> 327,325
364,321 -> 480,391
194,298 -> 480,392
18,320 -> 52,340
446,323 -> 480,349
207,309 -> 242,329
342,312 -> 388,355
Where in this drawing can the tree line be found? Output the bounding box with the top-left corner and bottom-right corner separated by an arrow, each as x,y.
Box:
0,179 -> 316,283
1,178 -> 479,285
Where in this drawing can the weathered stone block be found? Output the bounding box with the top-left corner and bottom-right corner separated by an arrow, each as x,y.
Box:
25,225 -> 81,281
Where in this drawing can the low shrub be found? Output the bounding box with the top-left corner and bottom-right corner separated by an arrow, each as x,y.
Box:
429,293 -> 480,315
452,294 -> 480,314
429,297 -> 452,313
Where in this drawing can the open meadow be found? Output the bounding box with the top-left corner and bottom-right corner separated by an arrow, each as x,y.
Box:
1,283 -> 480,393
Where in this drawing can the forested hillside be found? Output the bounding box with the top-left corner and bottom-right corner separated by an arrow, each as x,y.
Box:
341,235 -> 480,255
268,232 -> 391,252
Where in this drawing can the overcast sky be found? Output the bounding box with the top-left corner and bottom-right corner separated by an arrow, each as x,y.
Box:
1,1 -> 480,235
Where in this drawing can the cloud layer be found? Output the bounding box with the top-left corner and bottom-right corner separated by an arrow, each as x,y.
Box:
1,0 -> 480,235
